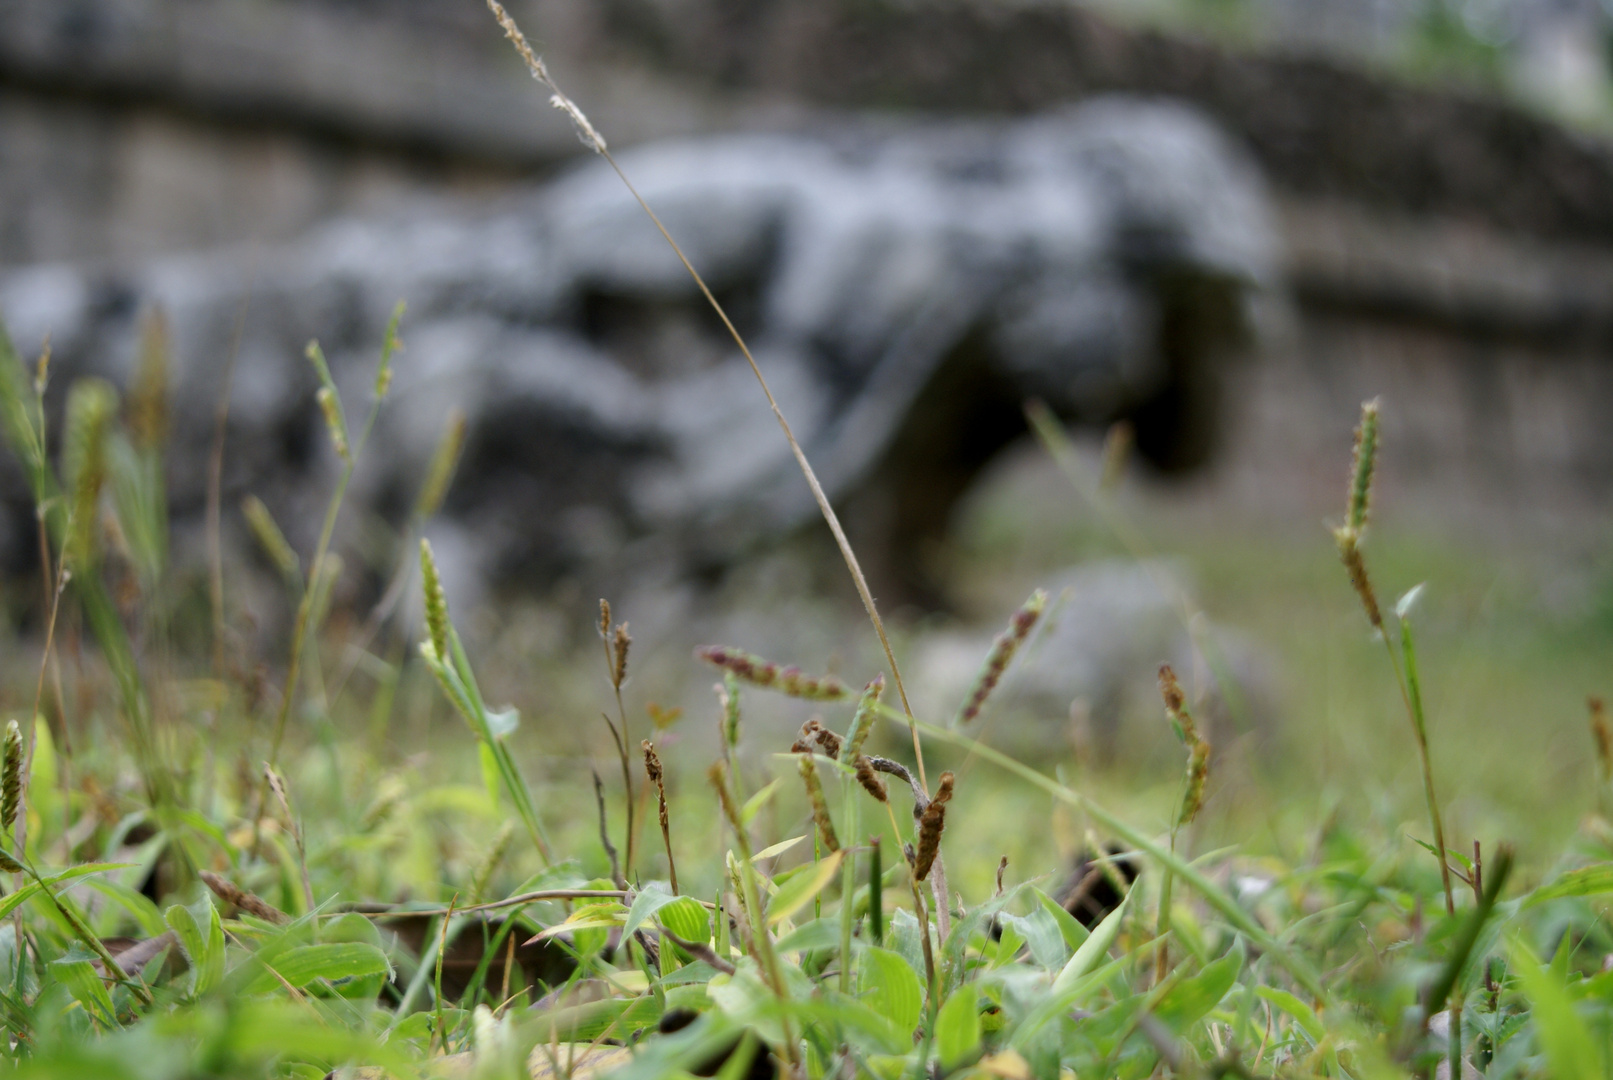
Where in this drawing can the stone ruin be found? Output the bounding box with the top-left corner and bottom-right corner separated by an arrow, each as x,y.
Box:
0,98 -> 1272,605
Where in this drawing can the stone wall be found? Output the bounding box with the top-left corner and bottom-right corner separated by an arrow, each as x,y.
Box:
2,0 -> 1611,534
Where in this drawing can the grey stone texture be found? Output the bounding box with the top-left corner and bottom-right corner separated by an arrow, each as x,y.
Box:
0,100 -> 1271,600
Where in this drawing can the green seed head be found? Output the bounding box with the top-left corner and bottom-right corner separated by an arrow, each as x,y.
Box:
420,539 -> 450,660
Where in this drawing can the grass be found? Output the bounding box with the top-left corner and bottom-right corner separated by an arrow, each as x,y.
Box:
0,5 -> 1608,1078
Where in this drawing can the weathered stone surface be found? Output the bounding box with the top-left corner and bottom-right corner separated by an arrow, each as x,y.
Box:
0,100 -> 1271,599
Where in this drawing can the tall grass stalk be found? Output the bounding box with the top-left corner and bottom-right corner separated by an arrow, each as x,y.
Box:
481,0 -> 929,790
1334,400 -> 1455,916
265,304 -> 403,774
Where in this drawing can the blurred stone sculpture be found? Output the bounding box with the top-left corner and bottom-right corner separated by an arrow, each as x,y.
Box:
0,98 -> 1272,602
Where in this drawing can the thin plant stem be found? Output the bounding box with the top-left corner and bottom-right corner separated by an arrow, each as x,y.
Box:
1396,618 -> 1456,917
596,149 -> 928,789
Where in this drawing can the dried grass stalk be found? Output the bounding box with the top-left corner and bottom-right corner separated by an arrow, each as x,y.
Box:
200,871 -> 288,924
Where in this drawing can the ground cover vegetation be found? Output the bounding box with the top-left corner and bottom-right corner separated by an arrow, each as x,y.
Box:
0,4 -> 1607,1077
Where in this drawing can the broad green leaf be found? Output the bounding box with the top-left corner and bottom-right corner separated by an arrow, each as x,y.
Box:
658,897 -> 711,946
993,919 -> 1026,968
767,850 -> 843,926
1036,888 -> 1090,952
800,991 -> 907,1056
1157,944 -> 1243,1030
84,879 -> 167,937
1256,986 -> 1325,1042
1526,865 -> 1613,907
623,884 -> 678,939
245,942 -> 392,994
1051,886 -> 1130,994
1004,905 -> 1068,971
1509,935 -> 1605,1079
50,955 -> 116,1027
935,986 -> 982,1067
166,896 -> 225,995
774,918 -> 840,955
858,946 -> 923,1035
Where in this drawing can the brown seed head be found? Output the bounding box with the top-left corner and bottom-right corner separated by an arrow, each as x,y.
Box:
854,758 -> 888,802
696,645 -> 848,701
912,771 -> 955,881
1592,697 -> 1612,784
1335,527 -> 1384,630
1179,740 -> 1211,828
1158,664 -> 1199,745
797,753 -> 840,853
613,622 -> 632,689
958,590 -> 1046,724
599,599 -> 612,639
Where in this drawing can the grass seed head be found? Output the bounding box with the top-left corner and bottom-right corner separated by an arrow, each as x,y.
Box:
644,739 -> 672,827
696,645 -> 849,701
63,378 -> 118,570
958,589 -> 1046,724
0,719 -> 20,835
613,622 -> 632,689
376,300 -> 405,401
855,758 -> 888,802
1179,740 -> 1212,827
469,820 -> 516,903
414,408 -> 466,520
842,674 -> 885,762
129,308 -> 170,451
420,539 -> 450,660
1157,664 -> 1198,745
1334,527 -> 1384,630
1348,398 -> 1380,533
791,718 -> 842,759
797,753 -> 840,853
912,771 -> 955,881
1592,697 -> 1612,783
242,496 -> 300,583
315,387 -> 348,460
